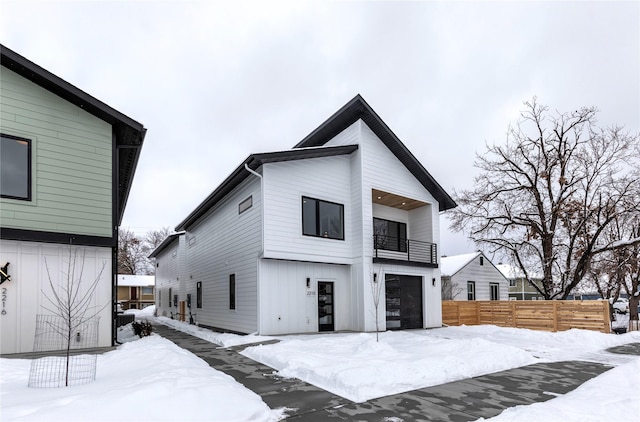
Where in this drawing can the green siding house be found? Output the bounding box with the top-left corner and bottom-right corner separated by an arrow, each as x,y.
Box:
0,45 -> 146,354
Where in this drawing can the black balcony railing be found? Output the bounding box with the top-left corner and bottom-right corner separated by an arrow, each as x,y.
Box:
373,235 -> 438,266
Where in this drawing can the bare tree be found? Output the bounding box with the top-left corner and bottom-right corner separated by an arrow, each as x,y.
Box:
145,226 -> 172,251
369,266 -> 383,342
441,277 -> 463,300
117,228 -> 145,274
40,248 -> 107,386
118,227 -> 172,275
450,98 -> 640,299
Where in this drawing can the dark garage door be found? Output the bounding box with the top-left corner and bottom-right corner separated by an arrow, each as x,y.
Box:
385,274 -> 423,329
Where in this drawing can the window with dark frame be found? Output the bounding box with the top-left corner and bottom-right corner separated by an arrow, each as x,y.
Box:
229,274 -> 236,310
196,281 -> 202,308
302,196 -> 344,240
467,281 -> 476,301
490,283 -> 499,300
1,134 -> 32,200
239,196 -> 253,214
373,217 -> 407,252
480,256 -> 484,266
169,288 -> 172,307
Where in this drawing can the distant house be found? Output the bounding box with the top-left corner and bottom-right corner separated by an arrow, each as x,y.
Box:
151,95 -> 456,334
495,264 -> 544,300
0,45 -> 145,354
117,275 -> 155,310
441,252 -> 509,301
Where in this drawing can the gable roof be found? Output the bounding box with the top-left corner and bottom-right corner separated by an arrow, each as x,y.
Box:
175,144 -> 359,231
1,44 -> 146,225
440,252 -> 482,277
295,95 -> 456,211
148,232 -> 183,258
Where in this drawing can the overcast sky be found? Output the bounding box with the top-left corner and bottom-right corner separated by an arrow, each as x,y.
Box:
2,1 -> 638,257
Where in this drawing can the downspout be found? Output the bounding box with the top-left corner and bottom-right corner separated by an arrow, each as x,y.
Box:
244,163 -> 263,335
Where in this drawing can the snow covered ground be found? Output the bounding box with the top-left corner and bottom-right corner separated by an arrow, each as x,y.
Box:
2,308 -> 639,421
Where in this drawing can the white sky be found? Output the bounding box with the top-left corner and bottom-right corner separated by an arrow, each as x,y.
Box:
1,0 -> 638,256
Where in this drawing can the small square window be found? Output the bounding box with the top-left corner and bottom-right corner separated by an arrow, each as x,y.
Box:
302,196 -> 344,240
239,196 -> 253,214
1,134 -> 31,200
197,281 -> 202,308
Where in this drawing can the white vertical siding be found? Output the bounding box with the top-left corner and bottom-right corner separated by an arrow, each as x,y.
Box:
258,259 -> 352,335
183,177 -> 262,333
0,240 -> 111,354
262,156 -> 353,264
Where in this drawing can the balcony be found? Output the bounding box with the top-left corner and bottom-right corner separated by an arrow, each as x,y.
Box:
373,235 -> 438,267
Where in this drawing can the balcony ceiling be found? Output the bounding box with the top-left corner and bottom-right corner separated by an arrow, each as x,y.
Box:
372,189 -> 427,211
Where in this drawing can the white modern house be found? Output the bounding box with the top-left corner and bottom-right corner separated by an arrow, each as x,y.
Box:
441,252 -> 509,301
151,95 -> 456,334
0,45 -> 145,354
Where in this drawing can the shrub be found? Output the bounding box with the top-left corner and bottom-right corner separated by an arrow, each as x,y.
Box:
131,320 -> 153,338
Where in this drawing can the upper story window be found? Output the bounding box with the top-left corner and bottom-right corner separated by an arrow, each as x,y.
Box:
1,134 -> 32,201
373,218 -> 407,252
142,286 -> 154,295
302,196 -> 344,240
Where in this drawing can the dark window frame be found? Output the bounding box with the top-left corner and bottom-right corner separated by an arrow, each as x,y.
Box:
196,281 -> 202,308
301,196 -> 345,240
1,133 -> 32,201
373,217 -> 407,252
169,288 -> 172,307
490,283 -> 499,300
229,274 -> 236,310
467,281 -> 476,301
239,195 -> 253,214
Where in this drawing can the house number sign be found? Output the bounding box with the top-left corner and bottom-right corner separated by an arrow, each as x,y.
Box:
1,262 -> 11,315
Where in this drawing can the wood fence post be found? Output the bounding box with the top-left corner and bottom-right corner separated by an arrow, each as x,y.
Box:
511,300 -> 516,327
553,301 -> 559,332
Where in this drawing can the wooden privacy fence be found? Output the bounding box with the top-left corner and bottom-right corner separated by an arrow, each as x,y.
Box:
442,300 -> 611,333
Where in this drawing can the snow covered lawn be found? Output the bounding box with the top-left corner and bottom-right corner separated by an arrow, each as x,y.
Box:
1,335 -> 280,421
2,312 -> 639,422
241,325 -> 640,403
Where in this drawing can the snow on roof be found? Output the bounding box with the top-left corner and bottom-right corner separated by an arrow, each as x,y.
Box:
117,274 -> 155,287
440,252 -> 481,277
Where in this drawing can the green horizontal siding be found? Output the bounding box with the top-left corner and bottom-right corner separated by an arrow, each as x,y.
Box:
0,67 -> 114,238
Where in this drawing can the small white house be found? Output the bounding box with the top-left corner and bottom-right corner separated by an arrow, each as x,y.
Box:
151,95 -> 456,334
441,252 -> 509,301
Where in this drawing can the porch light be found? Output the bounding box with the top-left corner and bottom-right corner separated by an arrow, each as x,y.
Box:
432,278 -> 436,286
306,277 -> 310,288
373,273 -> 377,282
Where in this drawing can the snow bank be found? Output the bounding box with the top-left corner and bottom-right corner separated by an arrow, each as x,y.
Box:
242,330 -> 539,402
480,357 -> 640,421
155,317 -> 274,347
0,336 -> 279,421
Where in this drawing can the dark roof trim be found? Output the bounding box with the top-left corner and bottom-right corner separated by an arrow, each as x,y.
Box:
1,227 -> 115,248
148,232 -> 183,258
176,144 -> 358,231
294,94 -> 456,211
1,44 -> 146,224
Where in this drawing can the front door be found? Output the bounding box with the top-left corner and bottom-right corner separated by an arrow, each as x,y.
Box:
385,274 -> 423,329
318,281 -> 335,331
